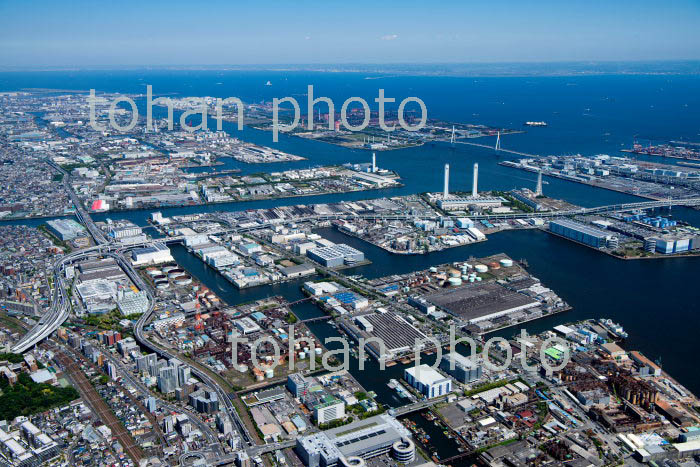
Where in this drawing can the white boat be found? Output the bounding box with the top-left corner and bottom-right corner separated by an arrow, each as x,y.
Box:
265,80 -> 272,86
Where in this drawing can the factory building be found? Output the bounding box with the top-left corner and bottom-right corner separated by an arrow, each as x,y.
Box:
46,218 -> 87,241
116,289 -> 149,316
296,414 -> 413,467
549,219 -> 618,249
404,364 -> 452,398
307,244 -> 365,268
439,352 -> 482,383
510,189 -> 545,211
233,317 -> 262,335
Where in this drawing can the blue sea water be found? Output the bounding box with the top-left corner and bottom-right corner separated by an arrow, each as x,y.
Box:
2,70 -> 700,397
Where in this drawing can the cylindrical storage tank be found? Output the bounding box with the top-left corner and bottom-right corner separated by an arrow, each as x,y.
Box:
448,277 -> 462,286
237,364 -> 248,373
449,269 -> 460,278
146,268 -> 161,276
174,276 -> 192,286
429,267 -> 438,273
298,352 -> 306,359
265,368 -> 274,379
474,264 -> 488,273
153,274 -> 166,281
462,275 -> 470,280
392,439 -> 415,464
315,347 -> 322,355
488,262 -> 500,270
162,266 -> 177,273
500,258 -> 514,268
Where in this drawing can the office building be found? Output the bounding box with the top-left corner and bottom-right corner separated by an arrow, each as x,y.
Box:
136,353 -> 158,377
287,373 -> 310,398
158,366 -> 178,394
146,396 -> 157,413
189,386 -> 220,413
178,365 -> 191,387
312,395 -> 345,425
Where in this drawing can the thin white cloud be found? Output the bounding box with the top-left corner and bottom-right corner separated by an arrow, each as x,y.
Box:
380,34 -> 398,41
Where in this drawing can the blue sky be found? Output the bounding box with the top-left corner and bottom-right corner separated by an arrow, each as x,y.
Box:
1,0 -> 699,67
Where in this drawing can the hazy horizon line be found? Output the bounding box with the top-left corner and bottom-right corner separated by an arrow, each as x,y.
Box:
1,59 -> 700,77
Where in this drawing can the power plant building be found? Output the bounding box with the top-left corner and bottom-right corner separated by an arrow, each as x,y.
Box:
437,195 -> 503,211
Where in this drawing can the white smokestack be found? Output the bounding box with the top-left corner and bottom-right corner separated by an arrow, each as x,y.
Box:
443,164 -> 450,198
472,163 -> 479,197
372,152 -> 376,173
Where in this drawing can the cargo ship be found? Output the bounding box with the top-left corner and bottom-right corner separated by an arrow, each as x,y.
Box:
524,121 -> 548,127
388,379 -> 411,399
598,318 -> 628,340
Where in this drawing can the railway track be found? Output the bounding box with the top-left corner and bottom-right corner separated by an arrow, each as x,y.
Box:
54,351 -> 144,464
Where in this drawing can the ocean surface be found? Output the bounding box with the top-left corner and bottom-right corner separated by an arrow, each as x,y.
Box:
2,71 -> 700,405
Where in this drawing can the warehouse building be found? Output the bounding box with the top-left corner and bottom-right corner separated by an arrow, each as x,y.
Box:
296,414 -> 413,467
46,218 -> 87,241
307,244 -> 365,268
549,219 -> 618,249
439,352 -> 482,383
404,364 -> 452,398
424,282 -> 540,324
280,263 -> 316,278
131,243 -> 173,266
340,310 -> 427,361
